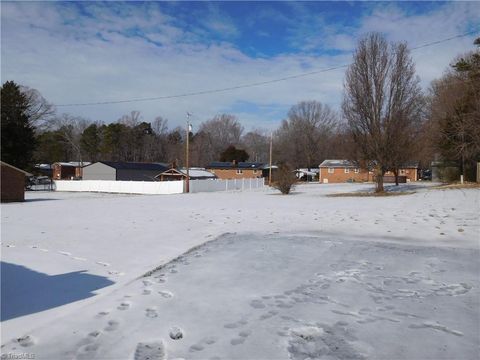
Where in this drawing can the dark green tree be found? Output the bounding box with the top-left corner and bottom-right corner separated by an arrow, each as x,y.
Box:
80,124 -> 101,162
1,81 -> 37,170
220,145 -> 249,162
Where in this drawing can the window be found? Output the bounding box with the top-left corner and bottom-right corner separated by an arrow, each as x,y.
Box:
344,168 -> 350,174
236,169 -> 243,174
400,169 -> 406,175
328,168 -> 334,174
354,168 -> 359,174
253,170 -> 257,174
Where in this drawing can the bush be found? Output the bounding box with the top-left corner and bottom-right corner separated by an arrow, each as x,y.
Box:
272,163 -> 297,194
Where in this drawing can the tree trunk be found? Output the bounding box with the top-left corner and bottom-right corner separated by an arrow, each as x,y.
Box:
394,168 -> 399,186
375,165 -> 384,193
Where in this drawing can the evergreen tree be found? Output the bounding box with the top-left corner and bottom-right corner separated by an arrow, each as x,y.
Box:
1,81 -> 36,170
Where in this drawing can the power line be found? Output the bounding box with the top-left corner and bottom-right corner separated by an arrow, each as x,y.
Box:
56,29 -> 479,107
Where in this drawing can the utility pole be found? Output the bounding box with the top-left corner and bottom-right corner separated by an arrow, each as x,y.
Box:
268,132 -> 273,186
185,113 -> 192,193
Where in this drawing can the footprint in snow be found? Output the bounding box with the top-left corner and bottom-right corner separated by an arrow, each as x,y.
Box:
117,302 -> 131,310
95,311 -> 109,318
142,288 -> 152,295
73,257 -> 87,261
145,308 -> 158,318
96,261 -> 110,267
134,340 -> 166,360
158,290 -> 174,299
104,320 -> 120,332
58,251 -> 71,256
169,327 -> 183,340
16,335 -> 35,347
76,343 -> 100,360
249,299 -> 266,309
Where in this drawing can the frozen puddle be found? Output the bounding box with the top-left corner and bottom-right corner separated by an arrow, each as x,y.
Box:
2,233 -> 478,359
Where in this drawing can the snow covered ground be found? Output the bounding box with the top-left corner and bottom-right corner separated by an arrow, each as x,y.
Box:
1,183 -> 479,359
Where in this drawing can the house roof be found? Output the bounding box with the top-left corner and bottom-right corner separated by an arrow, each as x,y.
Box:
156,168 -> 216,179
91,161 -> 169,171
319,160 -> 359,168
207,162 -> 266,169
319,159 -> 420,169
53,162 -> 92,167
179,168 -> 216,178
1,161 -> 33,176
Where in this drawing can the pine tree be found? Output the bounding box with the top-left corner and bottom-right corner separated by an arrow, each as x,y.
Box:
1,81 -> 36,170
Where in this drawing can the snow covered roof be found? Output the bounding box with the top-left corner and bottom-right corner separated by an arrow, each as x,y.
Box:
91,161 -> 169,171
179,168 -> 216,178
319,160 -> 420,169
319,160 -> 358,168
52,162 -> 92,167
207,162 -> 266,169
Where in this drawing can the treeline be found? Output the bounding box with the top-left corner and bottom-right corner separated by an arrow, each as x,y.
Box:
1,35 -> 479,184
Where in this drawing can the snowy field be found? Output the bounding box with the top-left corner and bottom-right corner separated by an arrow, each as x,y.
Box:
1,183 -> 479,359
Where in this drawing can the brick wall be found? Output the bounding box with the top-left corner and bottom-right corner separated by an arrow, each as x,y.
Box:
1,164 -> 25,202
207,168 -> 262,180
319,167 -> 371,183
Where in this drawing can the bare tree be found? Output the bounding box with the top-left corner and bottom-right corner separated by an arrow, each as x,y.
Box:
276,101 -> 337,168
48,113 -> 91,165
242,129 -> 269,162
343,33 -> 423,192
428,39 -> 480,181
20,85 -> 56,130
196,114 -> 244,164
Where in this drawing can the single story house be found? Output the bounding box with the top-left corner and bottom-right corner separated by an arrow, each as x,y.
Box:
82,161 -> 169,181
383,162 -> 419,183
52,162 -> 91,180
1,161 -> 32,202
206,161 -> 265,180
319,160 -> 419,183
156,168 -> 216,181
319,160 -> 372,184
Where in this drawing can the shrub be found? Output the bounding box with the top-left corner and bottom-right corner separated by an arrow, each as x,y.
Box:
272,163 -> 297,194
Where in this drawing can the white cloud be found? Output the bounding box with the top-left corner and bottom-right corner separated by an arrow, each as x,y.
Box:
1,1 -> 479,132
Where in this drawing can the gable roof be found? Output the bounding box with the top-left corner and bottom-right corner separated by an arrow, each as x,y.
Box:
156,167 -> 216,179
207,162 -> 265,169
319,160 -> 359,168
1,161 -> 33,176
92,161 -> 169,171
319,159 -> 420,169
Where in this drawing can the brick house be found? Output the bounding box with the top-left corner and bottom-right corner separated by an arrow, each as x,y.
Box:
206,161 -> 265,180
383,162 -> 419,182
1,161 -> 32,202
319,160 -> 419,184
319,160 -> 372,184
52,162 -> 91,180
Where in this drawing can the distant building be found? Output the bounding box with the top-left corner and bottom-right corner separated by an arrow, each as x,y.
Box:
156,168 -> 216,181
383,162 -> 419,183
319,159 -> 419,183
319,160 -> 372,183
1,161 -> 32,202
52,162 -> 91,180
206,161 -> 265,180
82,161 -> 169,181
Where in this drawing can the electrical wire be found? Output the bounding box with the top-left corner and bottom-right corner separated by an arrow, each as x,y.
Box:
52,29 -> 479,107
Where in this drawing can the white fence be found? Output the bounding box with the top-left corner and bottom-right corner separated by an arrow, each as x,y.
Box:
189,177 -> 265,193
54,180 -> 184,195
54,178 -> 265,195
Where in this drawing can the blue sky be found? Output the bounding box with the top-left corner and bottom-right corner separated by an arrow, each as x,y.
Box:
2,1 -> 479,130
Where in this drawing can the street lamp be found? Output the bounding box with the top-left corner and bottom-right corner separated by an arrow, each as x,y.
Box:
185,113 -> 192,193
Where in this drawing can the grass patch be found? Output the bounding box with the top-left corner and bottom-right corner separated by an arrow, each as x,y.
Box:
327,191 -> 415,197
430,182 -> 480,190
